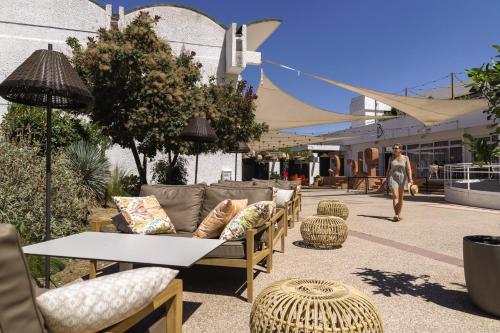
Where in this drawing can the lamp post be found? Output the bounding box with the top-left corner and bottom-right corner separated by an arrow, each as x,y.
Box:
179,116 -> 217,184
231,141 -> 250,181
0,45 -> 93,288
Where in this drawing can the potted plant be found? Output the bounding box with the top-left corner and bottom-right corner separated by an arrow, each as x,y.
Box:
313,175 -> 321,187
463,235 -> 500,316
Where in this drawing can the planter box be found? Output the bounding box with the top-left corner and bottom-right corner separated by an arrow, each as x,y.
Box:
463,235 -> 500,317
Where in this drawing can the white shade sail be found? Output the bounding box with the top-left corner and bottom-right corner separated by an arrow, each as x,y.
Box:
310,74 -> 489,126
246,20 -> 282,51
255,72 -> 389,130
249,130 -> 351,151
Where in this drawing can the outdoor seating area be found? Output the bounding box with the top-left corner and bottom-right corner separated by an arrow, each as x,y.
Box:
0,1 -> 499,333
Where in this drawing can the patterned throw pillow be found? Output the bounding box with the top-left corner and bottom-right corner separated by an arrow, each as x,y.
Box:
194,199 -> 248,239
36,267 -> 178,333
220,201 -> 276,241
112,196 -> 176,235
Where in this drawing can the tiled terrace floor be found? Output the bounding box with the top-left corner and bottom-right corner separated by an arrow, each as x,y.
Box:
179,189 -> 500,332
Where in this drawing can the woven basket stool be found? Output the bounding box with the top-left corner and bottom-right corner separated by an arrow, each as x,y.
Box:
317,200 -> 349,220
300,215 -> 347,249
250,279 -> 384,333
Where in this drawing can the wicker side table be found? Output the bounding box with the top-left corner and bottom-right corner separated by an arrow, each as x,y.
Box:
250,279 -> 384,333
317,200 -> 349,220
300,215 -> 347,249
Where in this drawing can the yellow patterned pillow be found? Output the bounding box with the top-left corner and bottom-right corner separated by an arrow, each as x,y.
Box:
112,196 -> 176,235
193,199 -> 247,239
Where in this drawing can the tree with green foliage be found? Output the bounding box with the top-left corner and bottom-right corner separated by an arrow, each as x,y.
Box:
67,11 -> 266,184
463,133 -> 500,166
467,45 -> 500,134
0,103 -> 108,150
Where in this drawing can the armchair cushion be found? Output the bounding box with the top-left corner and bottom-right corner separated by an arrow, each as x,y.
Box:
220,201 -> 276,241
201,186 -> 273,221
36,267 -> 178,333
193,199 -> 248,239
140,184 -> 205,233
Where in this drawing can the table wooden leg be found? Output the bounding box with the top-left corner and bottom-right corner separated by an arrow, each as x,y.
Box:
89,260 -> 97,279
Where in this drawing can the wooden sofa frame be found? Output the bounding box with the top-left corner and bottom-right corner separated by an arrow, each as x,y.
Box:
90,208 -> 286,303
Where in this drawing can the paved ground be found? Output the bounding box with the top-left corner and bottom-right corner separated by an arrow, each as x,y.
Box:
180,189 -> 500,333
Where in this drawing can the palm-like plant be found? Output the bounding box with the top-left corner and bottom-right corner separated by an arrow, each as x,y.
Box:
463,133 -> 500,167
66,141 -> 111,200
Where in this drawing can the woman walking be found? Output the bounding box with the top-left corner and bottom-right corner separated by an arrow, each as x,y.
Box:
386,143 -> 413,221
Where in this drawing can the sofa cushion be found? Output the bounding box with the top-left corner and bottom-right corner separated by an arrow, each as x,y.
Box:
193,199 -> 248,239
36,267 -> 178,333
141,184 -> 206,232
112,196 -> 176,235
217,180 -> 255,187
201,186 -> 273,220
252,178 -> 277,187
220,201 -> 276,241
0,224 -> 47,333
275,189 -> 294,208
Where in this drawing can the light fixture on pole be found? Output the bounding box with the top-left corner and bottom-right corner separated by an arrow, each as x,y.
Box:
0,45 -> 93,288
231,141 -> 250,181
179,116 -> 217,184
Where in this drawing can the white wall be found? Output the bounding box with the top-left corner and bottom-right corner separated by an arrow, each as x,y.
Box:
0,0 -> 110,117
350,96 -> 390,128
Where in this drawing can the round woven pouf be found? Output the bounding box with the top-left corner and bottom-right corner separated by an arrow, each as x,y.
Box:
250,279 -> 384,333
317,200 -> 349,220
300,215 -> 348,249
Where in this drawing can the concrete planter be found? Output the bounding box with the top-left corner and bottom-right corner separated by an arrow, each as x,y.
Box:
463,235 -> 500,317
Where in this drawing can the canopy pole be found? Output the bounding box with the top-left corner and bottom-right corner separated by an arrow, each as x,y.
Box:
451,72 -> 455,100
44,43 -> 53,290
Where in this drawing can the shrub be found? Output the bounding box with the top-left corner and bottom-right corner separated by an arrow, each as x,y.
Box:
0,103 -> 109,150
66,141 -> 111,200
0,141 -> 95,246
152,157 -> 188,185
105,167 -> 142,205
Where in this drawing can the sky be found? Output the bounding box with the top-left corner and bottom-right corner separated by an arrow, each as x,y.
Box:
106,0 -> 500,134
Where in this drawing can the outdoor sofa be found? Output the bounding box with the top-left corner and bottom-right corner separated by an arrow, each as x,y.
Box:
219,179 -> 302,227
90,183 -> 287,302
0,223 -> 183,333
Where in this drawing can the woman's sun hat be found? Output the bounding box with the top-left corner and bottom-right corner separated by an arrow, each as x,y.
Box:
410,184 -> 419,196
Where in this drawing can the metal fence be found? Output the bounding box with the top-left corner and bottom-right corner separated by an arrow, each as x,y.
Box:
444,163 -> 500,192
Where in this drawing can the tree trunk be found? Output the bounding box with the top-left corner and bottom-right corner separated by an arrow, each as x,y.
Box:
129,140 -> 147,184
171,152 -> 179,168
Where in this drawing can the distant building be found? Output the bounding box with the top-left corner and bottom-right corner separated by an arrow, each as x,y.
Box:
0,0 -> 280,183
349,96 -> 390,128
329,80 -> 498,178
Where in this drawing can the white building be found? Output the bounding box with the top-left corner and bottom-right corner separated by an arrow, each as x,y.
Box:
0,0 -> 281,184
349,96 -> 390,128
329,82 -> 498,177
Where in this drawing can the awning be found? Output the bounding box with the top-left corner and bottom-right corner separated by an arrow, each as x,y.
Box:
309,74 -> 488,126
249,130 -> 351,151
255,72 -> 390,130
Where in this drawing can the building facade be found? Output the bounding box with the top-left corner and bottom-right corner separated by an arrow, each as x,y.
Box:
0,1 -> 280,184
331,83 -> 497,178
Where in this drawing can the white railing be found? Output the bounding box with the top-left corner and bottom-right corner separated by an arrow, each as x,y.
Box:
444,163 -> 500,192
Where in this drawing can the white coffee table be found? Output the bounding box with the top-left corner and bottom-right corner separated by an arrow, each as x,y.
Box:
23,232 -> 224,278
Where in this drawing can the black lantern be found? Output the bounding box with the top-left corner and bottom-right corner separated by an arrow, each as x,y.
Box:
231,141 -> 250,180
0,45 -> 93,288
179,116 -> 217,184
